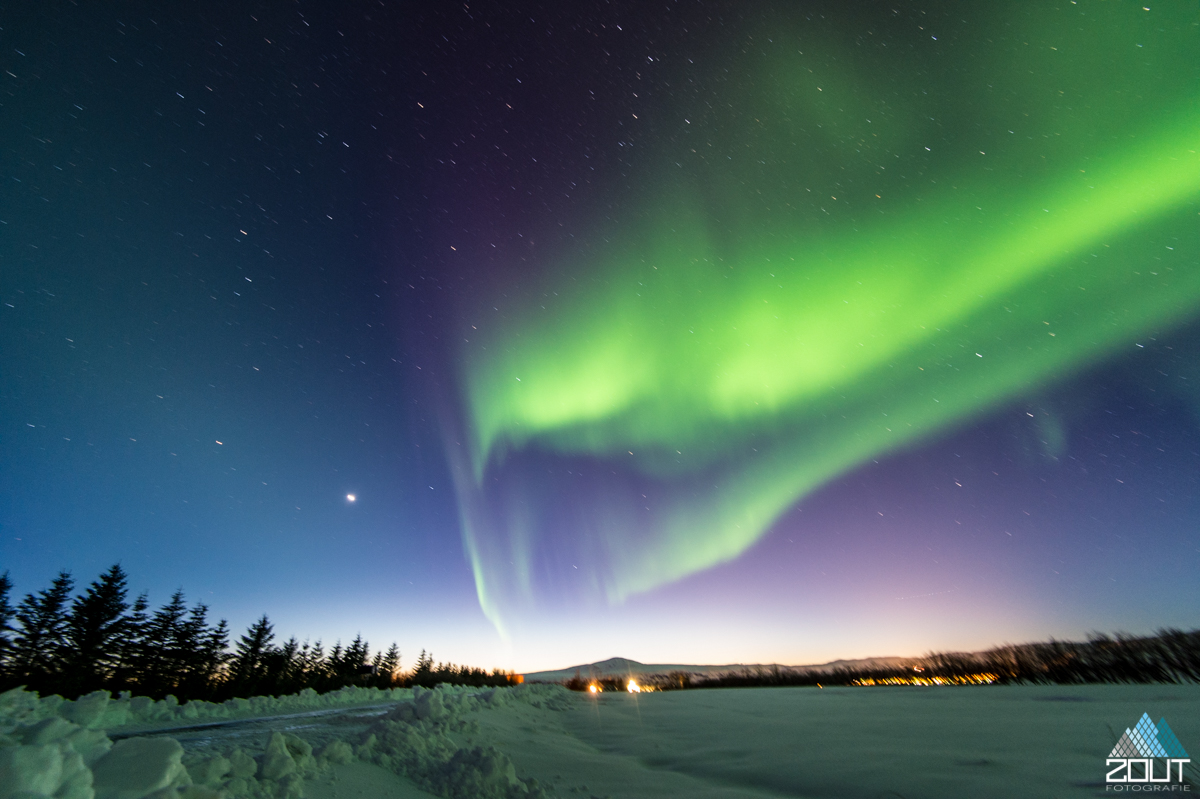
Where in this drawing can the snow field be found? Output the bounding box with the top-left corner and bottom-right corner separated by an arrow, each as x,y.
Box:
3,682 -> 1199,798
556,684 -> 1200,798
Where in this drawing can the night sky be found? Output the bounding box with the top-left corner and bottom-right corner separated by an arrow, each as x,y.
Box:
2,1 -> 1199,673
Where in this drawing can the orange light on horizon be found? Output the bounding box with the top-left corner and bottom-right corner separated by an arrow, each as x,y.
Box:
627,679 -> 641,693
852,673 -> 997,686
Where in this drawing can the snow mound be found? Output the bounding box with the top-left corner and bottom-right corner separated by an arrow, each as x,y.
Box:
352,684 -> 574,798
0,711 -> 107,799
0,709 -> 318,799
0,684 -> 571,799
92,737 -> 188,799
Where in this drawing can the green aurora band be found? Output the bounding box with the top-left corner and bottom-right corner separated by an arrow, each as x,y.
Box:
450,4 -> 1200,633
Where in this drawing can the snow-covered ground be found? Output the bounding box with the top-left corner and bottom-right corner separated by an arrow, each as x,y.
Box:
2,683 -> 1198,798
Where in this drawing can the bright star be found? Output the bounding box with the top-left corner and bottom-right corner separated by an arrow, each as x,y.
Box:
346,494 -> 356,502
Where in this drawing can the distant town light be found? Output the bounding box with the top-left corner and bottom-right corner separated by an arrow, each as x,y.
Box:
627,679 -> 641,693
852,673 -> 998,686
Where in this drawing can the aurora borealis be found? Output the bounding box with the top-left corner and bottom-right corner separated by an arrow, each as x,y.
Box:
452,3 -> 1200,633
2,1 -> 1199,671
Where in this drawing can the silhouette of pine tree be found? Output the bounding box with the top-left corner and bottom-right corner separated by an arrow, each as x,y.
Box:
174,603 -> 226,699
344,634 -> 370,683
369,649 -> 386,686
9,571 -> 74,693
0,572 -> 14,668
294,639 -> 326,690
411,649 -> 434,687
199,617 -> 230,692
229,614 -> 275,697
61,564 -> 131,697
177,603 -> 208,681
135,590 -> 189,698
327,641 -> 343,682
262,636 -> 301,695
109,592 -> 148,692
378,643 -> 400,687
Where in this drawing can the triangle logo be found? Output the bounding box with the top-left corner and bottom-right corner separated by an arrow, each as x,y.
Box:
1110,713 -> 1190,759
1133,713 -> 1170,757
1110,731 -> 1141,758
1156,718 -> 1190,759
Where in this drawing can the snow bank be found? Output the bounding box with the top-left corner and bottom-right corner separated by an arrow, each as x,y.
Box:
0,684 -> 417,734
0,706 -> 313,799
0,683 -> 573,799
351,684 -> 570,798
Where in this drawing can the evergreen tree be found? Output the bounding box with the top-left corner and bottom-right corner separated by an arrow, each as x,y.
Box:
261,636 -> 301,695
200,617 -> 231,689
110,592 -> 148,691
9,571 -> 74,692
298,640 -> 326,689
0,572 -> 14,667
412,649 -> 434,686
344,634 -> 370,682
178,602 -> 210,676
280,636 -> 301,690
378,643 -> 400,687
62,564 -> 131,696
229,615 -> 275,696
176,603 -> 225,698
325,640 -> 350,688
135,590 -> 189,697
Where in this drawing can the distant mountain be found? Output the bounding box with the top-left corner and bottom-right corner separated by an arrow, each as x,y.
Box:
524,655 -> 915,682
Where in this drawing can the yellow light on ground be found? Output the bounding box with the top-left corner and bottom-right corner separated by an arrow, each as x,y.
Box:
588,684 -> 599,694
627,680 -> 641,693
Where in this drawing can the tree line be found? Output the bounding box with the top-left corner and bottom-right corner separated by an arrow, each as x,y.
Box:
564,628 -> 1200,692
0,565 -> 516,701
921,629 -> 1200,685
